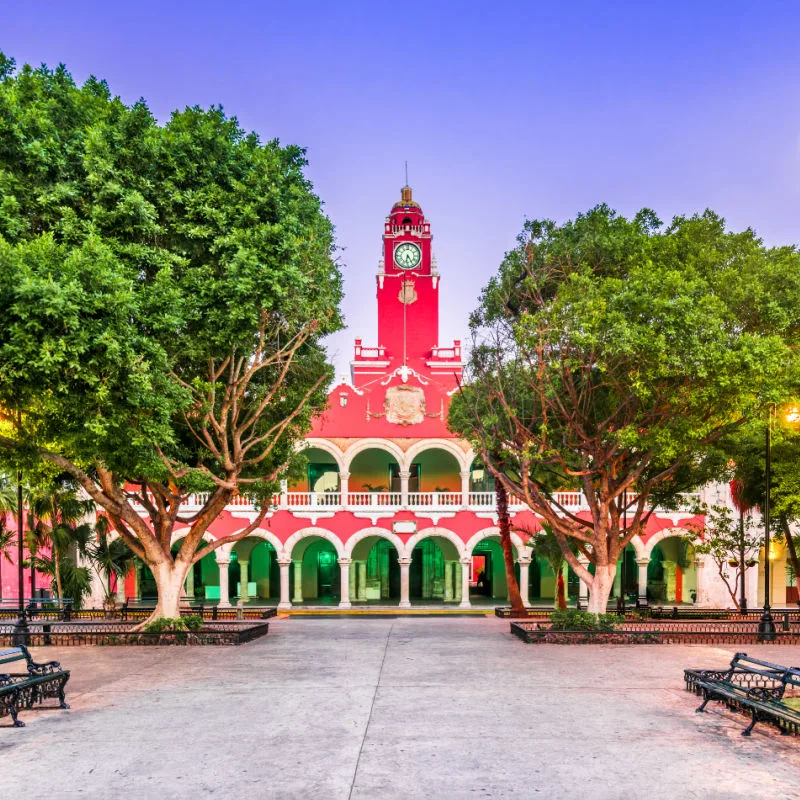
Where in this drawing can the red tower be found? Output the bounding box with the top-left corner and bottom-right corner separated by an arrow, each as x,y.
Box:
352,185 -> 462,390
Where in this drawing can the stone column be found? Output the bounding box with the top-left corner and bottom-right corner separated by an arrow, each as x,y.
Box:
444,561 -> 454,601
662,560 -> 677,602
292,560 -> 304,604
517,557 -> 531,607
116,568 -> 128,604
216,556 -> 231,609
694,559 -> 705,606
239,560 -> 250,602
357,561 -> 367,601
279,479 -> 288,509
636,557 -> 650,606
349,560 -> 357,601
339,558 -> 352,609
339,471 -> 349,507
459,558 -> 472,608
399,557 -> 412,608
460,469 -> 471,509
277,558 -> 291,610
399,470 -> 410,507
577,555 -> 590,609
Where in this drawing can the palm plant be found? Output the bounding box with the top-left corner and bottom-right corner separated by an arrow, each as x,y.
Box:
27,479 -> 95,605
529,523 -> 577,610
88,516 -> 136,605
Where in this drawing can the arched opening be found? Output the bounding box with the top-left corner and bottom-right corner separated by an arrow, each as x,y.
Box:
612,545 -> 638,603
350,534 -> 402,604
294,446 -> 340,505
526,555 -> 578,606
289,535 -> 340,605
348,447 -> 402,506
468,458 -> 495,508
232,537 -> 280,604
647,536 -> 697,604
409,448 -> 462,507
410,535 -> 461,604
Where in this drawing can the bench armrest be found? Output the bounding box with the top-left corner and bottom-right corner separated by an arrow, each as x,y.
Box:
27,659 -> 63,676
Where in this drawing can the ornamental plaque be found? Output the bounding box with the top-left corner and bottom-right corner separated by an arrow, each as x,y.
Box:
398,280 -> 417,305
384,385 -> 425,426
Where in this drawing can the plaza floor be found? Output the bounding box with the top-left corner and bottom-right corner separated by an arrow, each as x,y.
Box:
2,617 -> 800,800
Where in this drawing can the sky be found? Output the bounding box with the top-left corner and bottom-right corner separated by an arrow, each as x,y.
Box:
4,1 -> 800,378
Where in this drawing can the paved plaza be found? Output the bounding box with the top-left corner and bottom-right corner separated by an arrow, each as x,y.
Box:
2,617 -> 800,799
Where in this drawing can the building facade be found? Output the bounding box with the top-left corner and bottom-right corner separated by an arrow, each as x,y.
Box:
103,186 -> 792,611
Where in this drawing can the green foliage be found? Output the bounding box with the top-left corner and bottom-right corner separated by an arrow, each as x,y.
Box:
449,204 -> 800,584
143,617 -> 187,633
0,54 -> 344,610
549,608 -> 617,631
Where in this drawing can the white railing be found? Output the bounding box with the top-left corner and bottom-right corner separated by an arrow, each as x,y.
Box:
285,492 -> 341,508
133,489 -> 699,517
407,491 -> 462,508
347,491 -> 403,508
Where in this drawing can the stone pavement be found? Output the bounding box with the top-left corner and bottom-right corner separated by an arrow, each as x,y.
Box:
1,617 -> 799,799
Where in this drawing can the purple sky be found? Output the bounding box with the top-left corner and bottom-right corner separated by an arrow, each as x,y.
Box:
5,2 -> 800,377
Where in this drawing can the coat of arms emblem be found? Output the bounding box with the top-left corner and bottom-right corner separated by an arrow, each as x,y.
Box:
385,385 -> 425,425
398,280 -> 417,305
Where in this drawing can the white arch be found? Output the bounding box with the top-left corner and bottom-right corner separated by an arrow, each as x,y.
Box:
629,534 -> 646,560
463,527 -> 524,559
283,526 -> 344,560
404,526 -> 466,560
344,527 -> 405,559
404,438 -> 471,472
643,527 -> 693,559
299,438 -> 346,472
231,527 -> 285,559
342,438 -> 406,473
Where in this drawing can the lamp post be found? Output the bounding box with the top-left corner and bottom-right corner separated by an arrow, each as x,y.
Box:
12,470 -> 28,645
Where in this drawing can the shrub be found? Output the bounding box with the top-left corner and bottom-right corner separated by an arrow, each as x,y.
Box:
183,615 -> 203,631
549,609 -> 617,632
143,617 -> 187,634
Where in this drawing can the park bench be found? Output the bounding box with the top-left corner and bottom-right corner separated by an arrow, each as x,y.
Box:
687,652 -> 800,736
0,646 -> 70,728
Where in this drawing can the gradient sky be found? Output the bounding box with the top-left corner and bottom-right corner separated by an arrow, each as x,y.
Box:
5,1 -> 800,377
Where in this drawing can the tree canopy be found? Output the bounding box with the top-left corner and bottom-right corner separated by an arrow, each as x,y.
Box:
449,204 -> 800,612
0,55 -> 343,619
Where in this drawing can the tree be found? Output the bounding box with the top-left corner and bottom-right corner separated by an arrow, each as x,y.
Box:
450,205 -> 800,613
690,505 -> 761,611
0,56 -> 343,623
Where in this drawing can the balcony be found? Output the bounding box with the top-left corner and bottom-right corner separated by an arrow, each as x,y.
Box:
150,489 -> 700,516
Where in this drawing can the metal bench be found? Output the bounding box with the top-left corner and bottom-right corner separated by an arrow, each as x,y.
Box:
687,652 -> 800,736
0,646 -> 70,728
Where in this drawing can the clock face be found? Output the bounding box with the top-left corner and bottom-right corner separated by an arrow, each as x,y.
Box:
394,242 -> 421,270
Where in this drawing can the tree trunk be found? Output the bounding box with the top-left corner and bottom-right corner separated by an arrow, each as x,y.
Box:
135,559 -> 190,628
556,570 -> 567,610
496,483 -> 524,611
586,564 -> 615,615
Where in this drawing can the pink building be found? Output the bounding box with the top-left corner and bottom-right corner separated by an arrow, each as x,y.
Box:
124,186 -> 713,609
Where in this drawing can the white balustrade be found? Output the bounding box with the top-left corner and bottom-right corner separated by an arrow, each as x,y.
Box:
407,491 -> 462,508
347,491 -> 402,508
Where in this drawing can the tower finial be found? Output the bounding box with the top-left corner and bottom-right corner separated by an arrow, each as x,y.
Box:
404,160 -> 409,187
